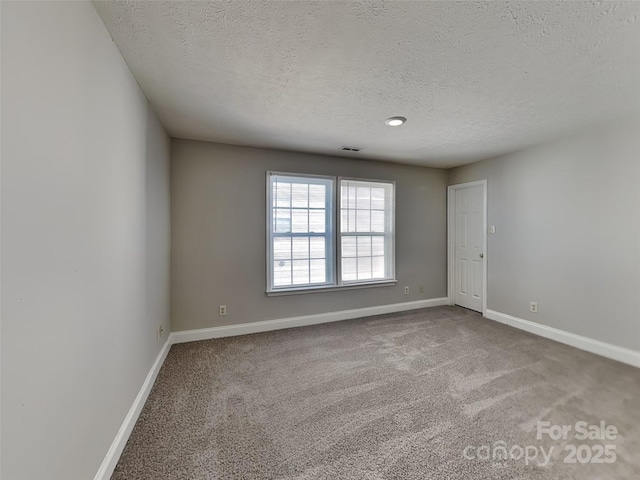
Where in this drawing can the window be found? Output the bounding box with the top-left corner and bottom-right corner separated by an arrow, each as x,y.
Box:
267,172 -> 395,293
267,173 -> 335,290
339,179 -> 395,283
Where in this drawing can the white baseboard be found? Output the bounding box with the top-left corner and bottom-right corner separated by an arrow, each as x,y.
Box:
94,298 -> 447,478
170,297 -> 449,344
93,336 -> 172,480
93,302 -> 637,479
484,309 -> 640,368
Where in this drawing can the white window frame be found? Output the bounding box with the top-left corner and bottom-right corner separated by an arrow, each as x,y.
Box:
266,172 -> 336,293
337,177 -> 396,287
266,172 -> 396,295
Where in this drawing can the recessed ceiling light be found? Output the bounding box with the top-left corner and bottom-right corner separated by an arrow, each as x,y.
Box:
385,116 -> 406,127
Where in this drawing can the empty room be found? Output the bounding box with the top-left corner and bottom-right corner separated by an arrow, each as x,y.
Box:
2,1 -> 640,479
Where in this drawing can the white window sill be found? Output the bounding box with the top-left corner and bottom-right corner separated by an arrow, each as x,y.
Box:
266,280 -> 397,297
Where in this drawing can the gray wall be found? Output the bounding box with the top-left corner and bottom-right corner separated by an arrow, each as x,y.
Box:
171,140 -> 448,332
448,117 -> 640,351
1,2 -> 171,479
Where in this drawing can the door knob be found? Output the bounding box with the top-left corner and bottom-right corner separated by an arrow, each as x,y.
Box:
479,253 -> 484,258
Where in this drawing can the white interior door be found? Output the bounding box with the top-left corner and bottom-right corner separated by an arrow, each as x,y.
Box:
453,184 -> 485,312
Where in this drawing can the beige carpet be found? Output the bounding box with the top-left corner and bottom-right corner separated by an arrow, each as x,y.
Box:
112,306 -> 640,479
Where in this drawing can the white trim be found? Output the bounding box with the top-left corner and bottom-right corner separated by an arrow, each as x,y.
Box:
447,180 -> 487,315
93,337 -> 172,480
95,298 -> 447,477
170,297 -> 449,344
337,177 -> 397,285
93,302 -> 639,479
485,309 -> 640,368
266,171 -> 337,293
266,173 -> 397,295
266,280 -> 397,296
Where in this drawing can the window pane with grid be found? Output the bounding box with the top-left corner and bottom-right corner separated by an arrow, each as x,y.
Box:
340,179 -> 394,283
269,174 -> 333,290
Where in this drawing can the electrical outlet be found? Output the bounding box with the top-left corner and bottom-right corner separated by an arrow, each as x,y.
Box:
404,286 -> 409,295
530,302 -> 538,313
219,305 -> 227,316
419,285 -> 424,294
156,325 -> 164,341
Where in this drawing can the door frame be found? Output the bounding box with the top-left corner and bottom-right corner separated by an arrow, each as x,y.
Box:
447,180 -> 488,315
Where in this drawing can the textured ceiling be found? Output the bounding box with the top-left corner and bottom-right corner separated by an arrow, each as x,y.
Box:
94,1 -> 640,167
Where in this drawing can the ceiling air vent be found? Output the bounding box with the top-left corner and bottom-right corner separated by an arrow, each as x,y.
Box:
340,146 -> 362,152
